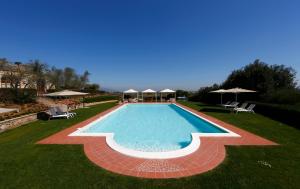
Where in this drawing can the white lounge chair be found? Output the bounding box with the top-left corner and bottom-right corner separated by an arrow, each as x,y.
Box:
238,102 -> 248,109
234,104 -> 255,113
48,107 -> 70,119
56,106 -> 76,117
220,101 -> 231,106
223,102 -> 239,109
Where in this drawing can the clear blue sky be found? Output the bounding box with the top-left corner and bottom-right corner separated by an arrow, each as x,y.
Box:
0,0 -> 299,91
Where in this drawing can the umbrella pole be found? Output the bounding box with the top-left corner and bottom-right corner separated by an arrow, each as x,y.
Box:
221,93 -> 223,104
235,93 -> 237,102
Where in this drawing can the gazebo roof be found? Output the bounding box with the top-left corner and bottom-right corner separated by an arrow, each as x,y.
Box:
142,89 -> 156,93
44,90 -> 89,97
160,89 -> 175,93
123,89 -> 138,93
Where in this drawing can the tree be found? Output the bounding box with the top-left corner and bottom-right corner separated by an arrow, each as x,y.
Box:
63,67 -> 76,88
27,60 -> 49,95
2,62 -> 31,89
222,59 -> 297,94
80,71 -> 90,89
176,90 -> 189,97
46,67 -> 64,90
83,83 -> 100,93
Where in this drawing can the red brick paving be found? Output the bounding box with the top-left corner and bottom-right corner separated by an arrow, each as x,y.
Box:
37,103 -> 277,178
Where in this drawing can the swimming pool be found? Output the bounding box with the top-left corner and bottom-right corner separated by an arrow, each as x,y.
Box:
70,104 -> 239,159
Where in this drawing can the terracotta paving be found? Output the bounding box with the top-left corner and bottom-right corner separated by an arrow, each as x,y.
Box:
37,103 -> 277,178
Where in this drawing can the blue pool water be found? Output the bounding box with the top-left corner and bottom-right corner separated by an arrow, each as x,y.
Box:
82,104 -> 227,152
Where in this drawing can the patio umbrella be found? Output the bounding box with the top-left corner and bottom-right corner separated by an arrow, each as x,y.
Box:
43,90 -> 89,97
44,90 -> 89,107
226,87 -> 256,102
209,89 -> 228,104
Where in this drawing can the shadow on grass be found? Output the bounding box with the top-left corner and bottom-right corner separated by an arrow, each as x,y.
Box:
201,108 -> 231,113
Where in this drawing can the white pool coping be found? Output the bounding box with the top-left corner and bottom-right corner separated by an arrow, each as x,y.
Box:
69,103 -> 240,159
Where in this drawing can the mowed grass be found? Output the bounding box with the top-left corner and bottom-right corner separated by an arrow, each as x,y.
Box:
0,101 -> 299,189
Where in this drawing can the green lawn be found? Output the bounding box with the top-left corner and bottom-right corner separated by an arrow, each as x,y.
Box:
0,102 -> 299,189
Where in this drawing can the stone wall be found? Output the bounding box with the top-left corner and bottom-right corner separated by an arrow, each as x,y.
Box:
0,113 -> 37,133
0,100 -> 118,133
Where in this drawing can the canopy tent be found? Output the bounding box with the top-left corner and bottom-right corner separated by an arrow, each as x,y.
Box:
122,89 -> 139,101
209,89 -> 228,104
159,89 -> 176,102
142,89 -> 157,102
44,90 -> 89,97
225,87 -> 256,102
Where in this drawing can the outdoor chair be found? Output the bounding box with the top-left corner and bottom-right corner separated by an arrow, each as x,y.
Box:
237,102 -> 248,109
56,106 -> 76,117
223,102 -> 239,108
48,107 -> 70,119
220,101 -> 231,106
234,104 -> 256,113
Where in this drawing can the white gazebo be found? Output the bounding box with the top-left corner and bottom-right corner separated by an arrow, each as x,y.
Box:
160,89 -> 176,102
123,89 -> 139,101
142,89 -> 157,102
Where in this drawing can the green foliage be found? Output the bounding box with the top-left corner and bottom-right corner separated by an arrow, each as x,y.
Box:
0,58 -> 100,92
222,59 -> 298,103
82,95 -> 119,103
83,83 -> 100,94
248,101 -> 300,128
189,84 -> 220,103
0,88 -> 37,104
175,90 -> 190,97
192,59 -> 299,104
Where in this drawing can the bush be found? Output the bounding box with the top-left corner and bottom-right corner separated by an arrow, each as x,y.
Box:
0,88 -> 37,104
83,95 -> 119,103
261,88 -> 300,104
249,102 -> 300,128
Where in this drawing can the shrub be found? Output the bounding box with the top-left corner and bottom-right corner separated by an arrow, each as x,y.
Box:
0,89 -> 37,104
249,102 -> 300,128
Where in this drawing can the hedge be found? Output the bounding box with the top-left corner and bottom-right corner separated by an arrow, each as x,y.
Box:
0,88 -> 37,104
249,101 -> 300,128
82,95 -> 119,103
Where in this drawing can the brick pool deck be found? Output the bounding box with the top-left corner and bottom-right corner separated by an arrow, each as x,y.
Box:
37,103 -> 277,179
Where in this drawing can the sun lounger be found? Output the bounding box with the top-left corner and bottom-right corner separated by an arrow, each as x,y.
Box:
238,102 -> 248,109
56,106 -> 76,117
220,101 -> 231,106
223,102 -> 239,108
234,104 -> 255,113
48,107 -> 70,119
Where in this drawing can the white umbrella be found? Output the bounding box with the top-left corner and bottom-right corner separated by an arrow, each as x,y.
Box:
209,89 -> 229,104
44,90 -> 88,97
44,90 -> 89,108
226,87 -> 256,101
